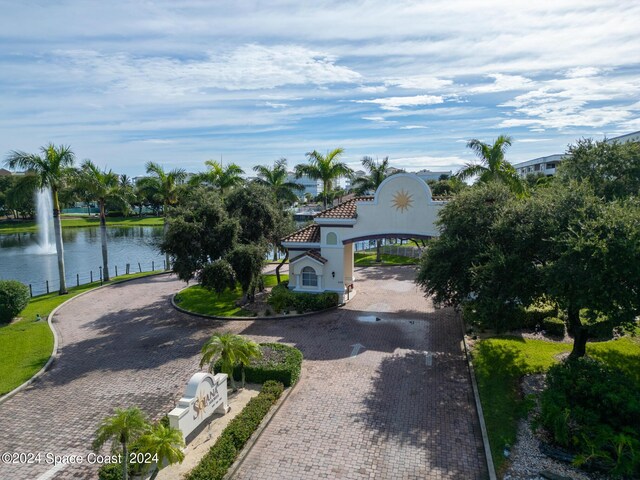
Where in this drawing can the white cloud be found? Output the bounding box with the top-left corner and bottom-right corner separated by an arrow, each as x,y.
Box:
399,125 -> 429,129
384,75 -> 453,91
53,44 -> 362,96
358,85 -> 388,93
565,67 -> 601,78
469,74 -> 534,94
356,95 -> 444,111
391,155 -> 465,170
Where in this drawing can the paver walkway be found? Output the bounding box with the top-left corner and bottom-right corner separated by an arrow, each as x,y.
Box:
0,267 -> 486,480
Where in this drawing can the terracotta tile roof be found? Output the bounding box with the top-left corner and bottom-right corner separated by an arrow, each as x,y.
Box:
432,195 -> 452,202
315,196 -> 374,219
282,224 -> 320,243
291,249 -> 328,264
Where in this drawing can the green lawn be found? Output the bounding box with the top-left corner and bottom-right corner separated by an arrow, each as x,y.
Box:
174,274 -> 288,317
0,271 -> 162,396
354,252 -> 417,266
472,335 -> 640,474
0,216 -> 163,234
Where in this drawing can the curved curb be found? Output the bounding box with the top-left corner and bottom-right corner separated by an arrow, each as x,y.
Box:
0,271 -> 171,406
459,312 -> 497,480
171,286 -> 341,321
224,379 -> 300,480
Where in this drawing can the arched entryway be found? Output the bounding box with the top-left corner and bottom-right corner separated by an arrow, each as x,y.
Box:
282,173 -> 448,302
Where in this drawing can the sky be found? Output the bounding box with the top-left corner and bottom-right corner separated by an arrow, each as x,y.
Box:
1,0 -> 639,176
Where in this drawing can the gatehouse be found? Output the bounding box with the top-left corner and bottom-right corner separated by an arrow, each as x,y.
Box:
281,173 -> 448,302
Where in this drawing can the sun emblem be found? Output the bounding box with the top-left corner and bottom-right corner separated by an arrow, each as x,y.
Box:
392,189 -> 414,213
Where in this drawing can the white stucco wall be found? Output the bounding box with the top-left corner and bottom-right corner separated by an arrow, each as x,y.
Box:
345,173 -> 443,242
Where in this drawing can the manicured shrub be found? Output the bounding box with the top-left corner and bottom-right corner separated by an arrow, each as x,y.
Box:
0,280 -> 30,324
267,284 -> 338,314
523,301 -> 557,328
186,381 -> 284,480
198,259 -> 236,295
98,463 -> 122,480
538,358 -> 640,476
542,317 -> 565,337
215,343 -> 303,387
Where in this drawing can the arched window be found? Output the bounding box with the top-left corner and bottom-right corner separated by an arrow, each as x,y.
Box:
326,232 -> 337,245
301,266 -> 318,287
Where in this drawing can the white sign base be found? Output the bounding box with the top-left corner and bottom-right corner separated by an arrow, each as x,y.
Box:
168,372 -> 229,442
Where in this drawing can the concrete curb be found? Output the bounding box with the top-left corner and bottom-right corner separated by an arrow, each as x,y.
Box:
459,312 -> 497,480
224,379 -> 300,480
171,286 -> 341,321
0,271 -> 170,406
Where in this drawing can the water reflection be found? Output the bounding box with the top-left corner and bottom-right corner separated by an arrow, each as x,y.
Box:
0,226 -> 165,295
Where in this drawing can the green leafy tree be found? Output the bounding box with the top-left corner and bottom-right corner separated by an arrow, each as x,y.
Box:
535,187 -> 640,357
351,156 -> 392,261
295,148 -> 353,208
200,332 -> 248,391
76,160 -> 129,281
457,135 -> 525,196
161,188 -> 239,282
93,407 -> 150,480
558,138 -> 640,200
144,162 -> 187,269
137,424 -> 185,480
225,183 -> 279,246
416,182 -> 516,313
226,244 -> 267,303
5,144 -> 76,294
192,160 -> 244,195
253,158 -> 303,205
4,175 -> 37,218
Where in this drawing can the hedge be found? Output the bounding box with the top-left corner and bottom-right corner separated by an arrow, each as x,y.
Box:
267,284 -> 338,314
542,316 -> 565,337
0,280 -> 30,324
186,380 -> 284,480
215,343 -> 303,387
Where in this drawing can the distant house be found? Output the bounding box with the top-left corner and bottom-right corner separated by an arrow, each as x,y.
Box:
0,168 -> 12,176
512,130 -> 640,178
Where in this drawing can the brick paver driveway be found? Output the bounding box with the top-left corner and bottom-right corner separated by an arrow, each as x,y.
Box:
0,266 -> 486,480
234,266 -> 487,480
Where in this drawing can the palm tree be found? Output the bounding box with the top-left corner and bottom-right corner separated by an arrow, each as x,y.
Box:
237,338 -> 262,388
5,144 -> 76,294
93,407 -> 150,480
295,148 -> 353,208
456,135 -> 525,195
351,156 -> 392,262
192,160 -> 244,194
144,162 -> 187,270
253,158 -> 303,205
76,161 -> 129,281
200,332 -> 251,391
138,423 -> 185,480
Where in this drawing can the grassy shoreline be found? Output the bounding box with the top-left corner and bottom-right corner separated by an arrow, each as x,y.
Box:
0,271 -> 164,396
0,216 -> 163,234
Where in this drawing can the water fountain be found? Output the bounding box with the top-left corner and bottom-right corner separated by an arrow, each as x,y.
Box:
28,187 -> 57,255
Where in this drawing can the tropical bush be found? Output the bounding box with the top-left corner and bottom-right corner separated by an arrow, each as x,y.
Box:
267,284 -> 338,313
537,358 -> 640,476
0,280 -> 30,324
186,381 -> 284,480
215,343 -> 303,387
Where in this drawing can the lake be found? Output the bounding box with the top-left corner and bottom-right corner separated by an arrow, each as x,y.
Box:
0,226 -> 165,296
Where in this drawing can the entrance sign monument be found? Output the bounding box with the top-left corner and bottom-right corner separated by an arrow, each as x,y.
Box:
168,372 -> 230,441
